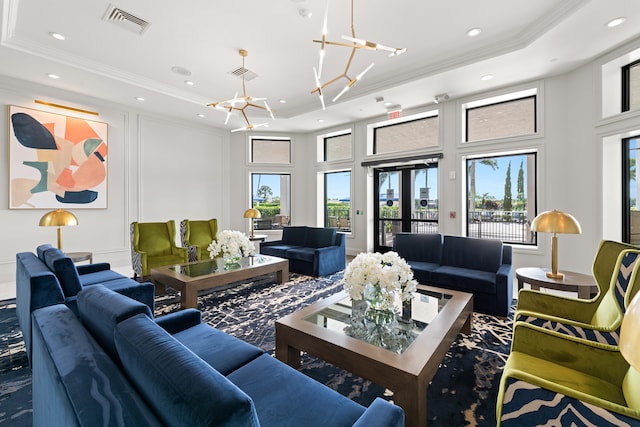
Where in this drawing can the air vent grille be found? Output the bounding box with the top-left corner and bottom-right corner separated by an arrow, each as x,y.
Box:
103,5 -> 150,35
229,67 -> 258,82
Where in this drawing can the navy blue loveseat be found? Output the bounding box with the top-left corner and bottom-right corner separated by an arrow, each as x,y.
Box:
30,284 -> 405,426
260,226 -> 346,276
16,244 -> 154,363
394,233 -> 513,316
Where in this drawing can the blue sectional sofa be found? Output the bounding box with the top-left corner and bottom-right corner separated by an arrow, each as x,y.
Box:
260,226 -> 346,276
16,244 -> 154,363
30,284 -> 404,426
394,233 -> 513,316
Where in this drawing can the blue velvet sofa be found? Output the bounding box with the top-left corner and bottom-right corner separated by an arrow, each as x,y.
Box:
260,226 -> 346,276
16,244 -> 154,363
393,233 -> 513,316
30,284 -> 405,426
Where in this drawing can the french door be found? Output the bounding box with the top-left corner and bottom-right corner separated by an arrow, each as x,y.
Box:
373,164 -> 439,252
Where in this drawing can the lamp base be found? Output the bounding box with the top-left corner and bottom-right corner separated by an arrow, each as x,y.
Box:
546,271 -> 565,280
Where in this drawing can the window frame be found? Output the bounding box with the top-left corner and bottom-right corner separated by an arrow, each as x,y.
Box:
372,113 -> 440,155
463,94 -> 538,143
622,58 -> 640,113
249,137 -> 292,164
323,170 -> 352,233
250,172 -> 292,230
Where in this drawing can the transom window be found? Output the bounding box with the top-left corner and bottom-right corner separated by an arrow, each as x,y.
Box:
373,113 -> 439,155
251,138 -> 291,164
622,59 -> 640,112
323,133 -> 352,162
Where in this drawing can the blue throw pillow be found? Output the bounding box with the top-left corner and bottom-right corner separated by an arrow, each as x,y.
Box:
115,314 -> 260,427
43,248 -> 82,296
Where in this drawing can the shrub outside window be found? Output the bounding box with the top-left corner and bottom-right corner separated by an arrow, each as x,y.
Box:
251,173 -> 291,230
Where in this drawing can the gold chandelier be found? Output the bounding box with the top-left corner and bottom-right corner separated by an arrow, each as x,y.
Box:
208,49 -> 274,132
311,0 -> 406,109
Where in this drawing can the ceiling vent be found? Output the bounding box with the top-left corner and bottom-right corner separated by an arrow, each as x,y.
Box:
228,66 -> 258,82
103,5 -> 150,35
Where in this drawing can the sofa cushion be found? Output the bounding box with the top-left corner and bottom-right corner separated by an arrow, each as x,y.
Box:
78,269 -> 127,286
394,233 -> 443,264
43,248 -> 82,296
406,260 -> 440,283
431,266 -> 497,294
172,323 -> 264,375
281,226 -> 308,246
306,227 -> 336,248
286,247 -> 316,263
78,285 -> 153,361
441,235 -> 503,273
36,243 -> 55,261
115,314 -> 260,427
228,353 -> 366,427
261,244 -> 300,258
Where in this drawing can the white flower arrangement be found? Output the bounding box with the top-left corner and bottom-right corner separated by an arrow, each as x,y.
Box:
342,251 -> 418,311
207,230 -> 255,260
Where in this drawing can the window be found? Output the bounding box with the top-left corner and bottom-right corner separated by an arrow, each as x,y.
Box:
324,133 -> 352,162
251,138 -> 291,163
251,173 -> 291,230
622,59 -> 640,112
373,114 -> 439,155
466,152 -> 537,245
324,171 -> 351,232
623,135 -> 640,244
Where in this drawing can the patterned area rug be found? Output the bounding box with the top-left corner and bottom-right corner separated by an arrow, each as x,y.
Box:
0,273 -> 513,426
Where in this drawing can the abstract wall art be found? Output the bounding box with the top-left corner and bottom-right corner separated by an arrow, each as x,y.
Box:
8,105 -> 108,209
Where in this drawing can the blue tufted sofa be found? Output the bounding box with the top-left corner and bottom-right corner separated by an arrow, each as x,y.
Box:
16,244 -> 154,364
260,226 -> 346,276
30,284 -> 404,427
394,233 -> 513,316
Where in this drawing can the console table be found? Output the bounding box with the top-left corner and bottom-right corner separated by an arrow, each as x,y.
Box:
66,251 -> 93,264
516,267 -> 597,299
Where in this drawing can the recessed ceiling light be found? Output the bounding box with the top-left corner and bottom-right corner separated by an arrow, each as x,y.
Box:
298,8 -> 312,18
383,101 -> 393,106
47,73 -> 59,79
466,28 -> 481,37
184,80 -> 195,86
317,119 -> 325,123
136,97 -> 145,101
481,74 -> 494,81
196,113 -> 205,118
171,66 -> 192,76
607,17 -> 626,28
279,99 -> 287,104
49,32 -> 65,40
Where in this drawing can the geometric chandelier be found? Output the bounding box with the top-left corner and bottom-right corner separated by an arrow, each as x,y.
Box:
311,0 -> 406,109
208,49 -> 275,132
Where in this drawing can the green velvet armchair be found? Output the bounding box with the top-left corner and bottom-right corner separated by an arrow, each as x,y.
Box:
515,247 -> 640,351
130,221 -> 188,279
180,219 -> 218,261
496,320 -> 640,425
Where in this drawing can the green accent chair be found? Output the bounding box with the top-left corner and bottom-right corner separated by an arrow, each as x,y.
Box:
130,221 -> 188,280
496,321 -> 640,425
180,219 -> 218,262
515,246 -> 640,351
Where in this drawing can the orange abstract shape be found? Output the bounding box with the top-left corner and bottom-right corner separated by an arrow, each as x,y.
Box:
96,141 -> 108,159
56,167 -> 75,189
42,122 -> 56,139
65,117 -> 100,144
71,154 -> 106,190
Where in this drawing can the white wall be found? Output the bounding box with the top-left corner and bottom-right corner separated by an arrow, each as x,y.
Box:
0,76 -> 227,298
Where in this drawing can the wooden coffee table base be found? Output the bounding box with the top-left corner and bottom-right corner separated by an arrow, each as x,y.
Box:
276,287 -> 473,427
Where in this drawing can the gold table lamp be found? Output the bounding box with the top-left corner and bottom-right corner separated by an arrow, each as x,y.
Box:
39,209 -> 78,250
530,209 -> 581,279
243,208 -> 261,238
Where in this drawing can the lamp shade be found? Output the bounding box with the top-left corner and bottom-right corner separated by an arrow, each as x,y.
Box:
530,210 -> 581,234
620,291 -> 640,371
39,209 -> 78,227
243,208 -> 261,219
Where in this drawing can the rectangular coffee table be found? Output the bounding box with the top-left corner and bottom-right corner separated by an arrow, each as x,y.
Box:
151,255 -> 289,309
275,284 -> 473,427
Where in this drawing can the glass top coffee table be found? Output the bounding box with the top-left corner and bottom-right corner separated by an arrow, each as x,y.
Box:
151,255 -> 288,309
275,284 -> 473,427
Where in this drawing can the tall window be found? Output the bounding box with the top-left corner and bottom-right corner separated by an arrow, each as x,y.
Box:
324,133 -> 352,161
466,152 -> 537,245
251,173 -> 291,230
373,113 -> 439,155
622,59 -> 640,112
623,135 -> 640,244
251,138 -> 291,163
463,90 -> 537,143
324,171 -> 351,232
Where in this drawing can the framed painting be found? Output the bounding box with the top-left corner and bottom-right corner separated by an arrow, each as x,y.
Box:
8,105 -> 108,209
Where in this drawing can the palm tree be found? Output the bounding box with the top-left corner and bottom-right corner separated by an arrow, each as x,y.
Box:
468,159 -> 499,211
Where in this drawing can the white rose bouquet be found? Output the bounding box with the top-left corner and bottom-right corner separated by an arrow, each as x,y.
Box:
342,251 -> 417,311
207,230 -> 255,260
